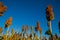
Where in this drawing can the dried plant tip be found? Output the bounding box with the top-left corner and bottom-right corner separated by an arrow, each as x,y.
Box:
22,25 -> 25,32
0,2 -> 7,16
0,27 -> 2,33
26,25 -> 28,31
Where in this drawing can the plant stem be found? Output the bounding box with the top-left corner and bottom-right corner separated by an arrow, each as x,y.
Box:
50,21 -> 52,33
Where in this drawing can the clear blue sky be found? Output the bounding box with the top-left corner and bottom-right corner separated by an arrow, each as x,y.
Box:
0,0 -> 60,37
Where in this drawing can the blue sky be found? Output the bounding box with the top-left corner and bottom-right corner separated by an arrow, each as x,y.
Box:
0,0 -> 60,37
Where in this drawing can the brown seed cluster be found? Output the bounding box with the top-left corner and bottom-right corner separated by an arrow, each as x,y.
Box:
0,2 -> 6,16
46,5 -> 54,21
5,16 -> 12,28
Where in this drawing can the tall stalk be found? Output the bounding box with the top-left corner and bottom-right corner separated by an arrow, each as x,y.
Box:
35,22 -> 42,40
4,16 -> 12,40
31,26 -> 34,40
46,5 -> 54,35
